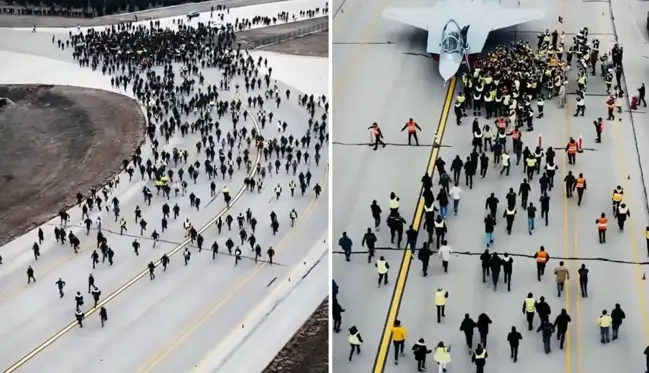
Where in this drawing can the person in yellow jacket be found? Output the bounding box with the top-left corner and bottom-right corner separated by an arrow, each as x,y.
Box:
391,320 -> 407,364
435,288 -> 449,323
433,341 -> 451,373
472,343 -> 488,373
598,310 -> 613,344
288,180 -> 297,197
348,325 -> 363,361
375,256 -> 390,287
222,186 -> 231,206
611,185 -> 624,212
389,192 -> 400,215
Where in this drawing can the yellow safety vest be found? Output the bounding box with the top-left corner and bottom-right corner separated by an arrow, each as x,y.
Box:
389,199 -> 399,209
457,95 -> 466,103
527,158 -> 537,168
612,192 -> 622,202
434,221 -> 444,229
349,332 -> 361,345
474,350 -> 487,359
598,315 -> 612,328
222,187 -> 229,193
435,290 -> 446,306
525,298 -> 536,312
376,260 -> 388,274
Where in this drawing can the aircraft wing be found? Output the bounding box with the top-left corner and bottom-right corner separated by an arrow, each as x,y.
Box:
456,9 -> 546,53
382,6 -> 545,54
382,8 -> 444,53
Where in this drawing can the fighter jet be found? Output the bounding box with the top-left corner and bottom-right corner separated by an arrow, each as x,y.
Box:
383,0 -> 546,82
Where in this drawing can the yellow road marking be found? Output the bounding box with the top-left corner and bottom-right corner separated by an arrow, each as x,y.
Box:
137,168 -> 327,373
2,94 -> 264,373
372,77 -> 456,373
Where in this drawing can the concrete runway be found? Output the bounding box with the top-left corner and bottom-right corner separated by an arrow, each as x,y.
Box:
332,0 -> 649,372
0,21 -> 328,373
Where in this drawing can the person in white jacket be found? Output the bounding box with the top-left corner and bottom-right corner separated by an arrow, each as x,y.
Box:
438,240 -> 453,273
449,183 -> 462,215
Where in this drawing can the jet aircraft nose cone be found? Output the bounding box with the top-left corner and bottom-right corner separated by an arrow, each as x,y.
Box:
438,56 -> 462,82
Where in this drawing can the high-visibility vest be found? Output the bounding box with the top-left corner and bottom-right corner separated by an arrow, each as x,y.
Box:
424,204 -> 435,213
389,199 -> 399,209
376,260 -> 388,274
568,144 -> 577,154
527,158 -> 537,168
512,130 -> 520,140
525,298 -> 536,312
576,178 -> 585,188
434,221 -> 445,229
474,349 -> 487,359
474,131 -> 483,139
598,315 -> 612,328
546,164 -> 557,171
222,187 -> 230,194
457,95 -> 465,103
435,290 -> 446,306
349,332 -> 361,345
597,217 -> 608,230
497,118 -> 506,130
505,208 -> 515,216
618,206 -> 628,214
612,192 -> 623,202
536,251 -> 548,263
406,121 -> 417,134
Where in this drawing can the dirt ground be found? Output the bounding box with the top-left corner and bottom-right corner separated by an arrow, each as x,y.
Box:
0,85 -> 144,246
264,298 -> 329,373
235,16 -> 328,57
262,30 -> 328,57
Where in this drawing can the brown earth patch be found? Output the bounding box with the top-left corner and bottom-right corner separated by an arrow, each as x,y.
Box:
264,298 -> 329,373
0,84 -> 144,246
261,29 -> 328,57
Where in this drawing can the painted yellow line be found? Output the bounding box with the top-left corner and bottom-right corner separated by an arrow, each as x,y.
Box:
137,168 -> 327,373
2,95 -> 263,373
560,113 -> 573,373
611,119 -> 649,341
372,77 -> 456,373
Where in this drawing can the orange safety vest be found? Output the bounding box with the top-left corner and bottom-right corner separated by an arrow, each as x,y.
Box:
512,130 -> 520,140
536,251 -> 548,263
406,121 -> 417,134
597,217 -> 608,231
497,118 -> 506,130
568,144 -> 577,154
576,177 -> 585,188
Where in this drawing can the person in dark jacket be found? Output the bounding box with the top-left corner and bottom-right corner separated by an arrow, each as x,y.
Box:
418,242 -> 432,276
480,249 -> 491,282
338,232 -> 353,261
536,296 -> 551,323
460,313 -> 477,353
506,326 -> 523,362
412,338 -> 432,372
332,298 -> 345,333
611,303 -> 626,340
537,319 -> 555,353
489,253 -> 502,291
477,313 -> 493,347
554,308 -> 572,349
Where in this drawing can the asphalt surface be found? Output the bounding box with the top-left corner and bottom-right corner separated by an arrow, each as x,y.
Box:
0,21 -> 328,373
332,0 -> 649,373
0,0 -> 292,27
